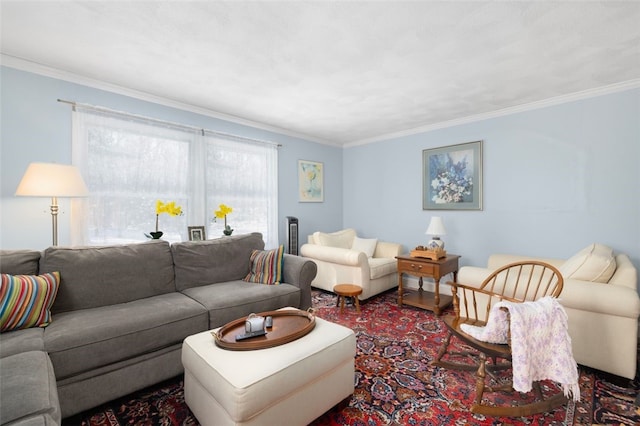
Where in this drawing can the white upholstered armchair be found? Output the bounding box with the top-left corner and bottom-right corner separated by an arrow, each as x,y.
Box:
300,228 -> 402,301
455,244 -> 640,380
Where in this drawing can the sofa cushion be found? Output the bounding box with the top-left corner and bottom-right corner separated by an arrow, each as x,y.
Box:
0,250 -> 41,275
1,272 -> 60,332
172,233 -> 265,291
44,292 -> 208,380
243,245 -> 284,285
40,240 -> 175,313
314,229 -> 355,249
352,237 -> 378,258
369,258 -> 398,280
0,351 -> 60,425
181,281 -> 301,329
560,243 -> 617,283
5,415 -> 59,426
0,327 -> 44,358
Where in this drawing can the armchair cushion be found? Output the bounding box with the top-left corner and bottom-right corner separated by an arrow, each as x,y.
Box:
559,243 -> 616,283
351,237 -> 378,258
313,229 -> 356,249
369,258 -> 397,280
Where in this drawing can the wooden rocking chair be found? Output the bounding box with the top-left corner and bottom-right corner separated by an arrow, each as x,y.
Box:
432,261 -> 568,417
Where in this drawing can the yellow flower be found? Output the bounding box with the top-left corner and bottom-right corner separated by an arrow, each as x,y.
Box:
214,203 -> 233,218
165,201 -> 182,216
152,200 -> 183,234
156,200 -> 182,216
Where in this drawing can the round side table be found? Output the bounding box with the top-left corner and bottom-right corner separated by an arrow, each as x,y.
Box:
333,284 -> 363,313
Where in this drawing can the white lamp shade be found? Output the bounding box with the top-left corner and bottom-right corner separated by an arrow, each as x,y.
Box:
15,163 -> 89,197
426,217 -> 446,236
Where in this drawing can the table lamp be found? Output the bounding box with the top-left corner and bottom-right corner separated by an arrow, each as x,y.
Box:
15,162 -> 89,246
426,216 -> 446,250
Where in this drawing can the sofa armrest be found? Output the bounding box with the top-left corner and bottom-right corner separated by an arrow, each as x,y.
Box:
609,254 -> 638,291
560,279 -> 640,318
373,241 -> 402,259
282,254 -> 317,310
300,244 -> 368,267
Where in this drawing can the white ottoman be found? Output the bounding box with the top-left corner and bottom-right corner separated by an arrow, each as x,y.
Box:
181,315 -> 356,426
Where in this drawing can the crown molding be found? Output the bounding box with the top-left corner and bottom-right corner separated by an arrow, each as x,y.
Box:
3,54 -> 638,150
0,54 -> 340,147
344,78 -> 640,148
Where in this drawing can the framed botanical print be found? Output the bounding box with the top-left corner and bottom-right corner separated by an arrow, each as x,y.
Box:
423,140 -> 483,210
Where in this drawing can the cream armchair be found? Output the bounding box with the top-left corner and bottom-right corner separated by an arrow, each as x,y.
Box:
455,244 -> 640,380
300,228 -> 402,301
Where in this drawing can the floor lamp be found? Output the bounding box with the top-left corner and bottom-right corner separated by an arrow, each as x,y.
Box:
15,162 -> 89,246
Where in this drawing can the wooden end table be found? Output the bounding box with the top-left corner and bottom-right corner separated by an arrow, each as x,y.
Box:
333,284 -> 362,313
396,254 -> 460,316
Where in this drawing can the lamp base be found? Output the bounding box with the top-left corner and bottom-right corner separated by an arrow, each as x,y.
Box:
50,197 -> 59,246
427,237 -> 445,250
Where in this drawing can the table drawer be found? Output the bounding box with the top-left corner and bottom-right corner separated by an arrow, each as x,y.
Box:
397,259 -> 435,275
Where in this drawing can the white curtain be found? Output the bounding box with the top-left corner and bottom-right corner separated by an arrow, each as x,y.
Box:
72,108 -> 278,247
204,136 -> 279,248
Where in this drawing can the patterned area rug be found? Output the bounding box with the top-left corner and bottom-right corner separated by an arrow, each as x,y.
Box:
68,290 -> 639,426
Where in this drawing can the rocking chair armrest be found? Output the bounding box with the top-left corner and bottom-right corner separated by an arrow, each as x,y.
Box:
446,281 -> 497,298
446,280 -> 508,321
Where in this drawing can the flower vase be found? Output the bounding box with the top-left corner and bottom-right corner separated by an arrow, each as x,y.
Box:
149,231 -> 163,239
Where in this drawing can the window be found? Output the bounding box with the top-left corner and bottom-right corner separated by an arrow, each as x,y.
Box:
71,108 -> 278,247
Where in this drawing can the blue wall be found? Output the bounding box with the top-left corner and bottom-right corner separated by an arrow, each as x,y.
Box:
2,66 -> 639,280
0,66 -> 343,249
344,89 -> 640,273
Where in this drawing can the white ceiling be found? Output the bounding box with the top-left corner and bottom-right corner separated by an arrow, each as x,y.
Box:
2,1 -> 639,146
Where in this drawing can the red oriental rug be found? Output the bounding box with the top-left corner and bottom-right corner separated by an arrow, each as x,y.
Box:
67,290 -> 639,426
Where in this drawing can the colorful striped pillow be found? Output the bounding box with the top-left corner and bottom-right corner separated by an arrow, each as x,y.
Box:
0,272 -> 60,332
243,245 -> 284,285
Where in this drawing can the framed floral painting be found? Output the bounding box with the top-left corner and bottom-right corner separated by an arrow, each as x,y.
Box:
423,141 -> 483,210
298,160 -> 324,202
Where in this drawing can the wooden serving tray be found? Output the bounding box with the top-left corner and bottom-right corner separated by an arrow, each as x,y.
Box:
213,308 -> 316,351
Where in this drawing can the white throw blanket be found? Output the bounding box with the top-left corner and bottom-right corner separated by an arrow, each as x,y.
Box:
460,297 -> 580,402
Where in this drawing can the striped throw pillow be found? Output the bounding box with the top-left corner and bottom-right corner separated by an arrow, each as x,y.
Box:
0,272 -> 60,332
243,245 -> 284,285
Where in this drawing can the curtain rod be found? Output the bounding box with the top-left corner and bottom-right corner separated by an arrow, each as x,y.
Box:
57,99 -> 282,148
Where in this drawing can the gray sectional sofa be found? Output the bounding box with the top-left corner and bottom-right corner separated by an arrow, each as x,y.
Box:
0,233 -> 317,425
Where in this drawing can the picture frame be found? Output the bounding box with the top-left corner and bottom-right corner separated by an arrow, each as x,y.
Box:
423,140 -> 483,210
188,226 -> 206,241
298,160 -> 324,202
